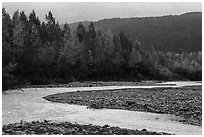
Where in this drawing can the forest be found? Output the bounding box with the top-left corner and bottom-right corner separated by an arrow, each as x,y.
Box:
69,12 -> 202,53
2,8 -> 202,90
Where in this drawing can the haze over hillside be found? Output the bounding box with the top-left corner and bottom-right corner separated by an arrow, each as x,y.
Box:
3,2 -> 201,23
65,12 -> 202,53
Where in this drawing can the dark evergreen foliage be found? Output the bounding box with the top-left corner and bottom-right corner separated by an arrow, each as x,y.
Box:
68,12 -> 202,53
2,8 -> 202,90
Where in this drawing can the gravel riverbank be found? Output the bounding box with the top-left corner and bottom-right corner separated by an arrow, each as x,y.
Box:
2,120 -> 171,135
20,81 -> 162,89
44,86 -> 202,126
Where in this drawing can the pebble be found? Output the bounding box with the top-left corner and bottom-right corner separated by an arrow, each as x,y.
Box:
2,121 -> 171,135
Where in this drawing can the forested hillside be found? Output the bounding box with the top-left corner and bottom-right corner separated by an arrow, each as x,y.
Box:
68,12 -> 202,53
2,8 -> 202,90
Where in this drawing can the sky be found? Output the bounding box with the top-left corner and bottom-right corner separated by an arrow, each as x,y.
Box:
2,2 -> 202,24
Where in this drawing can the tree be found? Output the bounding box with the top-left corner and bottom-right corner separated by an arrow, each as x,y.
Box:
86,22 -> 97,62
2,8 -> 13,46
45,11 -> 55,25
59,34 -> 81,65
76,23 -> 86,42
119,31 -> 132,68
2,7 -> 13,65
63,22 -> 71,41
27,10 -> 41,49
112,34 -> 122,66
39,22 -> 47,43
28,9 -> 41,26
12,10 -> 20,25
88,22 -> 97,39
95,33 -> 113,65
19,11 -> 27,24
45,11 -> 57,42
44,11 -> 63,64
12,10 -> 27,61
59,33 -> 88,80
92,32 -> 116,77
129,48 -> 142,68
75,23 -> 94,70
2,8 -> 16,90
149,45 -> 159,68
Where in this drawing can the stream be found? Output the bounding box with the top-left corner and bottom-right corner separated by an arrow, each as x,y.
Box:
2,81 -> 202,135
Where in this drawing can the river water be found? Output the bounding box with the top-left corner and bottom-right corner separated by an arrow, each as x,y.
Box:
2,81 -> 202,135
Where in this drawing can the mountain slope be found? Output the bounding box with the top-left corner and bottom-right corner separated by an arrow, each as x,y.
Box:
66,12 -> 202,53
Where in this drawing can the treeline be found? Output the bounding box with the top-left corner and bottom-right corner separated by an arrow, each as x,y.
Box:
70,12 -> 202,53
2,8 -> 202,90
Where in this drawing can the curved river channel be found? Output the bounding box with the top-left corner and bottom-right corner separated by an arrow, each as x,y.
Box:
2,81 -> 202,135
